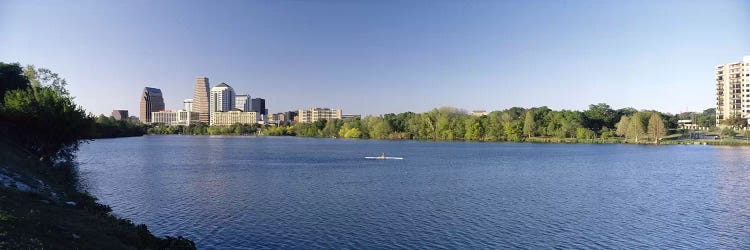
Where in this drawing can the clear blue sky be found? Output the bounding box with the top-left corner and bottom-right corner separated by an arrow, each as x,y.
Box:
1,0 -> 748,116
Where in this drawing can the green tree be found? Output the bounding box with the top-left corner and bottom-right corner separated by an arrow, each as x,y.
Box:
464,116 -> 483,141
647,112 -> 666,143
369,117 -> 392,139
419,114 -> 435,140
503,120 -> 523,141
576,127 -> 595,140
0,62 -> 30,100
627,113 -> 645,143
24,65 -> 70,97
721,127 -> 737,139
720,114 -> 747,129
583,103 -> 617,132
322,119 -> 342,137
615,115 -> 630,137
483,112 -> 503,140
523,110 -> 536,138
600,127 -> 615,139
693,108 -> 716,128
1,86 -> 93,162
344,127 -> 362,138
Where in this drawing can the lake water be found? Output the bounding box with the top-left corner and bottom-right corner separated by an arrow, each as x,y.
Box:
77,135 -> 750,249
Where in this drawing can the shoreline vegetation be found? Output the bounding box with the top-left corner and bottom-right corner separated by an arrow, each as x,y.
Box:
0,62 -> 195,248
146,105 -> 750,146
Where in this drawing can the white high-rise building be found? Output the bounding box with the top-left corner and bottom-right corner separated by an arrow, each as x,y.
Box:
209,83 -> 235,122
235,94 -> 251,112
183,99 -> 194,112
716,55 -> 750,125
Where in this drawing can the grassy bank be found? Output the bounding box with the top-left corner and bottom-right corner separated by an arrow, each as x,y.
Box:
659,139 -> 750,146
0,141 -> 194,249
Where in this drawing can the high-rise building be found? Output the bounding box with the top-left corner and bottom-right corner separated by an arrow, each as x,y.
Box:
183,99 -> 194,112
140,87 -> 165,124
251,98 -> 266,116
209,83 -> 235,122
298,108 -> 342,123
111,110 -> 128,120
716,56 -> 750,125
211,110 -> 257,126
251,98 -> 267,122
235,94 -> 251,111
193,77 -> 210,123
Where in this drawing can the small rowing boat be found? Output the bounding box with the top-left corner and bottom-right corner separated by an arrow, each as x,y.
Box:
365,153 -> 403,160
364,156 -> 404,160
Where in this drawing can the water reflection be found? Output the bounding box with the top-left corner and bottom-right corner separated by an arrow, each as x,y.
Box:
714,147 -> 750,248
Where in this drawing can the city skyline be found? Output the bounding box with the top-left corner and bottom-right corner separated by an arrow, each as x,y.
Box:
1,1 -> 749,116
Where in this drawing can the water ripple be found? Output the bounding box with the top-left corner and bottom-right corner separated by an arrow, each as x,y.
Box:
77,136 -> 750,249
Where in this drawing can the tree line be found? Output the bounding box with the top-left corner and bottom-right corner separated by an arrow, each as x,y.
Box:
147,123 -> 261,135
266,105 -> 717,143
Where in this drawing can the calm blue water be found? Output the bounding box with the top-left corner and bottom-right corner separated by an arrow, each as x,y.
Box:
77,136 -> 750,249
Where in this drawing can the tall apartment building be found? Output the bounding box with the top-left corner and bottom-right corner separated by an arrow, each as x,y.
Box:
211,110 -> 257,126
209,83 -> 235,122
716,56 -> 750,125
193,77 -> 210,123
139,87 -> 165,124
298,108 -> 342,123
235,94 -> 251,111
111,110 -> 128,120
183,99 -> 193,112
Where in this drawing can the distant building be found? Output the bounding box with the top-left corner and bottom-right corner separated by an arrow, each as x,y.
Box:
269,113 -> 282,124
235,94 -> 251,112
284,111 -> 298,124
251,98 -> 267,119
471,110 -> 488,116
193,77 -> 210,123
678,119 -> 699,130
111,110 -> 128,120
211,110 -> 257,126
151,110 -> 199,126
140,87 -> 165,123
151,110 -> 177,125
269,112 -> 293,125
209,83 -> 236,122
298,108 -> 342,123
174,110 -> 200,126
183,99 -> 194,112
342,114 -> 361,120
716,55 -> 750,125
